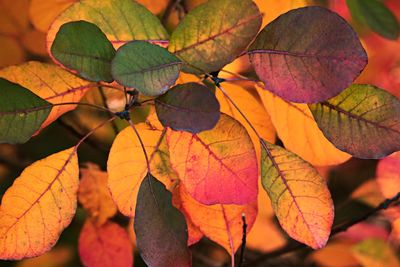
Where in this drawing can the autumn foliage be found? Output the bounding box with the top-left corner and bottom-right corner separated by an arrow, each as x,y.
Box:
0,0 -> 400,267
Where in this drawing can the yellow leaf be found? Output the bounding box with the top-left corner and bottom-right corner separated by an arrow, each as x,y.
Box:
258,87 -> 351,166
0,61 -> 92,132
0,148 -> 79,260
78,163 -> 117,226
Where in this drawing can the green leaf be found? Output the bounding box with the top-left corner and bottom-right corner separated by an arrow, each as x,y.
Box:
112,41 -> 182,96
155,82 -> 220,133
169,0 -> 262,74
309,84 -> 400,159
0,78 -> 52,144
51,21 -> 116,82
134,173 -> 191,267
249,6 -> 367,103
346,0 -> 400,40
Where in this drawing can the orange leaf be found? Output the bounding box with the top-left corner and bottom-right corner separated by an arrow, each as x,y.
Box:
310,241 -> 359,267
258,87 -> 351,166
0,0 -> 30,35
0,35 -> 26,68
78,163 -> 117,226
376,152 -> 400,198
351,180 -> 385,207
21,29 -> 47,56
78,220 -> 133,267
167,114 -> 258,205
0,62 -> 92,132
176,185 -> 257,255
17,246 -> 73,267
0,148 -> 79,259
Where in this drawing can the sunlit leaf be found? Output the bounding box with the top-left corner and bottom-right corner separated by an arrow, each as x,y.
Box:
249,6 -> 367,103
176,184 -> 257,255
257,86 -> 351,166
112,41 -> 182,96
0,61 -> 91,132
0,148 -> 78,259
261,141 -> 334,249
352,238 -> 400,267
156,82 -> 220,133
376,152 -> 400,198
309,84 -> 400,159
167,114 -> 258,205
134,173 -> 191,267
51,21 -> 116,82
78,220 -> 133,267
169,0 -> 262,73
0,78 -> 52,144
78,163 -> 117,226
347,0 -> 400,40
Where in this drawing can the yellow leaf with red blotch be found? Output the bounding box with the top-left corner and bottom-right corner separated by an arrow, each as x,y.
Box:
257,87 -> 351,166
310,241 -> 359,267
216,82 -> 276,159
352,238 -> 400,267
0,62 -> 92,132
167,114 -> 258,205
0,0 -> 30,35
78,163 -> 117,226
78,220 -> 133,267
107,122 -> 175,217
29,0 -> 76,33
0,35 -> 26,68
177,185 -> 257,255
376,152 -> 400,198
261,141 -> 334,249
0,148 -> 79,260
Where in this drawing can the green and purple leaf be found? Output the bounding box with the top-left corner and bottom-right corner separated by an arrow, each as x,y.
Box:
155,82 -> 220,133
249,6 -> 367,103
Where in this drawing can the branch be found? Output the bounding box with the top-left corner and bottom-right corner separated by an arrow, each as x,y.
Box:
238,213 -> 248,267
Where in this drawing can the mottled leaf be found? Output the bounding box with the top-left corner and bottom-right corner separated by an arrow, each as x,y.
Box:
112,41 -> 182,96
167,114 -> 258,205
51,21 -> 116,82
376,152 -> 400,198
155,82 -> 220,133
0,61 -> 91,132
78,220 -> 133,267
249,6 -> 367,103
134,173 -> 191,267
261,141 -> 334,249
0,148 -> 79,259
0,78 -> 51,144
347,0 -> 400,40
352,238 -> 400,267
169,0 -> 262,73
309,84 -> 400,159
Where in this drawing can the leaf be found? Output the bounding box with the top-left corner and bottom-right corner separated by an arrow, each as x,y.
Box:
78,163 -> 117,226
256,86 -> 351,166
261,141 -> 334,249
176,184 -> 257,255
310,242 -> 359,267
134,173 -> 191,267
169,0 -> 262,73
249,6 -> 367,103
0,35 -> 26,68
352,238 -> 400,267
51,21 -> 116,82
78,220 -> 133,267
0,148 -> 79,259
155,82 -> 220,133
0,0 -> 29,35
346,0 -> 400,40
0,78 -> 52,144
46,0 -> 168,51
112,41 -> 182,96
107,121 -> 175,217
0,61 -> 91,132
309,84 -> 400,159
167,114 -> 258,205
376,152 -> 400,199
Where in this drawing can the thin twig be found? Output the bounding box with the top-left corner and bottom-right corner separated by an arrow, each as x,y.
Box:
238,213 -> 248,267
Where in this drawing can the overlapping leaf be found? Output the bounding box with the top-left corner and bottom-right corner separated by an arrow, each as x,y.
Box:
167,114 -> 258,205
309,84 -> 400,159
0,61 -> 91,132
78,220 -> 133,267
249,6 -> 367,103
0,148 -> 79,259
156,82 -> 220,133
112,41 -> 182,96
169,0 -> 262,73
257,87 -> 351,166
261,141 -> 334,249
0,78 -> 51,144
51,21 -> 116,82
134,174 -> 191,267
376,152 -> 400,198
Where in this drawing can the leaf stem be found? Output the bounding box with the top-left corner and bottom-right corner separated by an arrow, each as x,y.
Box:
128,119 -> 151,172
75,116 -> 116,149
